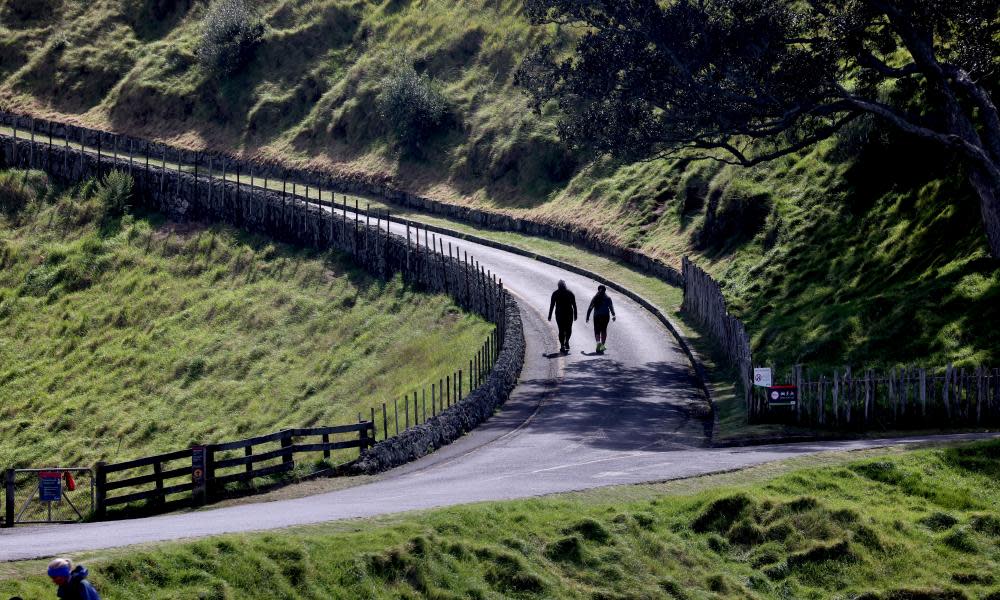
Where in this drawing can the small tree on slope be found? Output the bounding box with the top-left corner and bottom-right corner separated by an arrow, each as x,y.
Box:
518,0 -> 1000,259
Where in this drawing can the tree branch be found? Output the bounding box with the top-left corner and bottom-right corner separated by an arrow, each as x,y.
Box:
856,50 -> 919,79
846,96 -> 1000,179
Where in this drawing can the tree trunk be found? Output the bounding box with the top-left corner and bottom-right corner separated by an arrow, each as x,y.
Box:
969,166 -> 1000,260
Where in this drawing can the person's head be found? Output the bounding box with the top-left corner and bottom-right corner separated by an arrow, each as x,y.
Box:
47,558 -> 72,586
557,280 -> 566,290
597,285 -> 606,295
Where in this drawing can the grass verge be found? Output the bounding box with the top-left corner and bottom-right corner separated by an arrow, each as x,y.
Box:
3,439 -> 1000,598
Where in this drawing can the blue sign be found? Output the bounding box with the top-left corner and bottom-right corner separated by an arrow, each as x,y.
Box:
38,472 -> 62,502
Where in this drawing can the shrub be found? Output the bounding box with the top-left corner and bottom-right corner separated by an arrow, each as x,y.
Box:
376,66 -> 448,154
96,170 -> 134,221
198,0 -> 265,76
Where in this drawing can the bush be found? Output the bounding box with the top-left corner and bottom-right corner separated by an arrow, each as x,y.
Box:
97,170 -> 134,221
198,0 -> 265,76
376,66 -> 449,154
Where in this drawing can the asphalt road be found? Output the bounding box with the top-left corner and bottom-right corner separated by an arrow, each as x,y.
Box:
1,165 -> 996,560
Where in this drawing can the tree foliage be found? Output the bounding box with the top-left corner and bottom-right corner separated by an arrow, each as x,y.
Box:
198,0 -> 265,77
376,66 -> 449,155
519,0 -> 1000,257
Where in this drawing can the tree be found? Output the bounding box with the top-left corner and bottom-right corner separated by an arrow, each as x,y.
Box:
518,0 -> 1000,258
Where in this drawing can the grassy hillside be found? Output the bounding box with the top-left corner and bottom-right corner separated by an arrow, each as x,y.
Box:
1,0 -> 997,370
4,440 -> 1000,598
0,168 -> 492,470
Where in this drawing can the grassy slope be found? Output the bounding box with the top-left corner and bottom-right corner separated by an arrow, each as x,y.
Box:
1,0 -> 997,372
3,440 -> 1000,598
0,169 -> 492,470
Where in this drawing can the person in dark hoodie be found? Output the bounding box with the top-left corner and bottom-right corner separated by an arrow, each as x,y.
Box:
548,279 -> 578,353
47,558 -> 100,600
585,285 -> 616,353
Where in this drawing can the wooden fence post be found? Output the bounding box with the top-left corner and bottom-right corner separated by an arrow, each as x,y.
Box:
281,430 -> 294,470
832,370 -> 840,426
94,461 -> 107,520
845,367 -> 853,426
794,365 -> 802,423
4,469 -> 14,527
919,368 -> 927,418
153,461 -> 165,510
944,364 -> 953,422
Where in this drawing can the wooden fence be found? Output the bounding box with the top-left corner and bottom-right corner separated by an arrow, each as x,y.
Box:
94,422 -> 374,518
0,116 -> 523,521
379,327 -> 502,437
753,365 -> 1000,430
681,257 -> 753,408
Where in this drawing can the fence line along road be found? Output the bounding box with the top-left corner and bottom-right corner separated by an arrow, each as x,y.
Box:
757,364 -> 1000,430
0,115 -> 526,526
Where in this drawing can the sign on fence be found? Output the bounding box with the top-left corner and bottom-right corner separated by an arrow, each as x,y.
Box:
38,472 -> 62,502
753,368 -> 772,388
191,445 -> 207,505
766,385 -> 798,409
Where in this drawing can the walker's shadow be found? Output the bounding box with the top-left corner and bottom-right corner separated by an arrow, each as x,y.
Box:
519,359 -> 713,452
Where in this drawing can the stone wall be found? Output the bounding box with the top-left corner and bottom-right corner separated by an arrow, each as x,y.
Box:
354,296 -> 524,473
0,128 -> 526,474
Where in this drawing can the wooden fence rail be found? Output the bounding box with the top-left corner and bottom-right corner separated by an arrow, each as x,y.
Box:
93,422 -> 374,518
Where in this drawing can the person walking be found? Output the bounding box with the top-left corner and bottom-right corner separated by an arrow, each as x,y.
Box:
586,285 -> 616,353
47,558 -> 100,600
548,280 -> 578,353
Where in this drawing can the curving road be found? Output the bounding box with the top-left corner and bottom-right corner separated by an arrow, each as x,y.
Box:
1,196 -> 997,561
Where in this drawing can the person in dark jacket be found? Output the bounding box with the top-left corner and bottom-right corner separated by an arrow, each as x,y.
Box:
585,285 -> 616,353
48,558 -> 100,600
548,280 -> 578,353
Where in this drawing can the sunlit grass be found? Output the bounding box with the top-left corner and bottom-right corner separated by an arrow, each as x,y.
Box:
4,439 -> 1000,599
0,169 -> 491,470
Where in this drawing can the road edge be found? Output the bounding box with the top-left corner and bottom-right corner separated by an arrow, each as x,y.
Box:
382,213 -> 717,440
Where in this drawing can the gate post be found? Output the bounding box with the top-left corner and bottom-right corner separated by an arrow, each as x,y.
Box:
192,445 -> 209,507
94,462 -> 107,520
4,469 -> 15,527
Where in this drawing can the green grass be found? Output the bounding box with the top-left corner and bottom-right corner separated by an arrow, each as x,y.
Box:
3,0 -> 998,427
4,439 -> 1000,598
0,168 -> 492,471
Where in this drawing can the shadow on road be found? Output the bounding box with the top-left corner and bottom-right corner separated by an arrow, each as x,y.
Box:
519,359 -> 712,452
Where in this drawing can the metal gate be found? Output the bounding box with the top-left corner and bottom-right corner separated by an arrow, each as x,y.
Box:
3,467 -> 94,527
